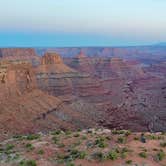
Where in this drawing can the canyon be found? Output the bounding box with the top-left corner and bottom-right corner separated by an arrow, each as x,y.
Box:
0,47 -> 166,141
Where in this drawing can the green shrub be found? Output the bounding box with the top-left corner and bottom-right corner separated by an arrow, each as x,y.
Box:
112,130 -> 125,135
37,149 -> 44,155
134,137 -> 139,141
156,150 -> 165,161
117,137 -> 126,144
125,130 -> 131,136
19,159 -> 37,166
70,149 -> 86,159
107,150 -> 118,160
126,160 -> 132,164
95,137 -> 107,148
6,144 -> 14,151
139,152 -> 147,158
26,134 -> 40,140
25,143 -> 35,151
52,136 -> 59,144
51,130 -> 61,135
91,151 -> 105,161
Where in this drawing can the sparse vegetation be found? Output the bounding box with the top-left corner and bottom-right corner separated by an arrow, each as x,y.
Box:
117,136 -> 126,144
25,143 -> 35,151
126,160 -> 133,164
107,150 -> 119,160
139,152 -> 147,158
37,149 -> 44,155
26,134 -> 40,140
19,159 -> 37,166
91,151 -> 105,161
155,150 -> 165,161
95,137 -> 107,148
1,129 -> 166,165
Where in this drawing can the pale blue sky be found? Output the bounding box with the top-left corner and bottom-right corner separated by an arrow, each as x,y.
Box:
0,0 -> 166,47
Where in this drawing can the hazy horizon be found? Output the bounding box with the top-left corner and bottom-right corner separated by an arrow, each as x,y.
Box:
0,0 -> 166,47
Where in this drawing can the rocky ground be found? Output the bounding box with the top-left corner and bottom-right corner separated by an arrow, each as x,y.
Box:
1,129 -> 166,166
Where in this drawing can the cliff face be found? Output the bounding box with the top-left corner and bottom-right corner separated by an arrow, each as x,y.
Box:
36,52 -> 108,100
0,61 -> 97,140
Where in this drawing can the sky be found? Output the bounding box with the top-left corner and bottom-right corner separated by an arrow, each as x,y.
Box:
0,0 -> 166,47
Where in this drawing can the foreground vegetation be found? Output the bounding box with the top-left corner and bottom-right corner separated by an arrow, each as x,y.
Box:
0,129 -> 166,166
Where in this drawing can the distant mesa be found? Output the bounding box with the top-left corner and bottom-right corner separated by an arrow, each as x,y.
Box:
41,52 -> 63,65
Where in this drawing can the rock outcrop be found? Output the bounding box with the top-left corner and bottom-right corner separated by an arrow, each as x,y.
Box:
0,60 -> 97,140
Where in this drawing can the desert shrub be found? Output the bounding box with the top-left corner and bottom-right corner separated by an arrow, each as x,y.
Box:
66,163 -> 75,166
105,136 -> 111,140
117,136 -> 126,144
95,137 -> 107,148
13,135 -> 23,140
26,134 -> 40,140
134,137 -> 139,141
155,150 -> 165,161
19,159 -> 36,166
6,144 -> 14,151
37,149 -> 44,155
139,152 -> 147,158
112,130 -> 125,135
160,142 -> 166,147
52,136 -> 59,144
120,147 -> 130,159
70,149 -> 86,159
25,143 -> 35,151
91,151 -> 105,161
125,130 -> 131,136
51,130 -> 61,135
126,160 -> 132,164
107,150 -> 118,160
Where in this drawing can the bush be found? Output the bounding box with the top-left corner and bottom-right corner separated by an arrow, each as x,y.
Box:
107,150 -> 118,160
117,137 -> 126,144
126,160 -> 132,164
95,137 -> 107,148
6,144 -> 14,151
112,130 -> 125,135
91,151 -> 105,161
52,136 -> 59,144
70,149 -> 86,159
156,150 -> 165,161
139,152 -> 147,158
19,159 -> 37,166
25,143 -> 35,151
37,149 -> 44,155
51,130 -> 61,135
125,130 -> 131,136
26,134 -> 40,140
